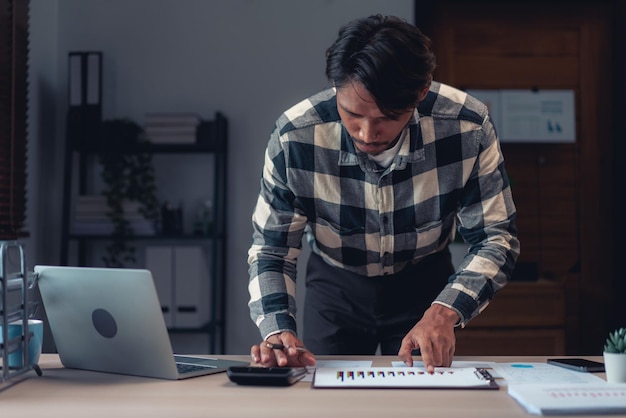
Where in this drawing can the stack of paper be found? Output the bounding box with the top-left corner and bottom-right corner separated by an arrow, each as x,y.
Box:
508,383 -> 626,415
144,112 -> 201,144
72,195 -> 156,235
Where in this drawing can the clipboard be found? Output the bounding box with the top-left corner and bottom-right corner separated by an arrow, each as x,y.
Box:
312,367 -> 498,390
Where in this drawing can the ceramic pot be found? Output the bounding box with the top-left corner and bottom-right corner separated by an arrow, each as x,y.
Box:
603,352 -> 626,383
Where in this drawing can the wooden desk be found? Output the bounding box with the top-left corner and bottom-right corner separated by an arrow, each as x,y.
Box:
0,354 -> 608,418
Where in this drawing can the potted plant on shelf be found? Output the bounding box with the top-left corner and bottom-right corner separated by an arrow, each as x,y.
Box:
98,119 -> 160,267
603,327 -> 626,383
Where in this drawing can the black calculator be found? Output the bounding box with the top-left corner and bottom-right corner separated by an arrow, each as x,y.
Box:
227,366 -> 308,386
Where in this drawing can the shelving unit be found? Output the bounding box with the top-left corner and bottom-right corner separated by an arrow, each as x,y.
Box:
58,112 -> 228,354
1,241 -> 41,381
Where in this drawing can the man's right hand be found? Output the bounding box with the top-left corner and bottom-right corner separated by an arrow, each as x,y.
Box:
250,331 -> 316,368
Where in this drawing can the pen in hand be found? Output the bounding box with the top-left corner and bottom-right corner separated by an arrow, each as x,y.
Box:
264,342 -> 308,353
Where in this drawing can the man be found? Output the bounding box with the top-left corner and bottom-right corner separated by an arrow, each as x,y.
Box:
247,14 -> 519,373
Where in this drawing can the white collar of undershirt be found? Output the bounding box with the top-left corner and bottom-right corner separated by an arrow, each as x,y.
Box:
367,134 -> 405,168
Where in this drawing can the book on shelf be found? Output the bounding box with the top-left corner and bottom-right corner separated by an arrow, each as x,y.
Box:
145,133 -> 196,144
74,212 -> 148,222
143,112 -> 201,144
73,195 -> 154,233
144,112 -> 202,126
71,219 -> 157,236
75,194 -> 109,205
75,195 -> 143,214
144,125 -> 197,136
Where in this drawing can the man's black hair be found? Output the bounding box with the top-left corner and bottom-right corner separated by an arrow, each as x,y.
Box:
325,14 -> 436,117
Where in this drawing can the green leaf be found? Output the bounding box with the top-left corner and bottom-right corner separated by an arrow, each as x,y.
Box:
605,328 -> 626,353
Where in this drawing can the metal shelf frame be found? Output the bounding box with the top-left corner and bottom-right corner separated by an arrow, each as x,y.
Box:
1,241 -> 42,382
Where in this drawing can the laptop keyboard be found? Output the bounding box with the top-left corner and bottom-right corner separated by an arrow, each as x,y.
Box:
176,362 -> 216,374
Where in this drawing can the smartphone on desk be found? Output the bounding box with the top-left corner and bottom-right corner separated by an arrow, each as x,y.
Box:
547,358 -> 605,372
227,366 -> 308,386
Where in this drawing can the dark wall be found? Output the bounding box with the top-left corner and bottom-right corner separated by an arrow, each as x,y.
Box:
611,0 -> 626,331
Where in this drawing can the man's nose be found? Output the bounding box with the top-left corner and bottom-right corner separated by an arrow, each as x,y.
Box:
358,121 -> 378,142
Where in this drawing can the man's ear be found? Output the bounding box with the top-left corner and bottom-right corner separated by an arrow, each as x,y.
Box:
417,82 -> 431,102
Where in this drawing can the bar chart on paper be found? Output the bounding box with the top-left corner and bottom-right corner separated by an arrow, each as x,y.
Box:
312,367 -> 498,389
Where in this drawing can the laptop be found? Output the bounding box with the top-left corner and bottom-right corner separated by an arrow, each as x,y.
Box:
34,265 -> 248,380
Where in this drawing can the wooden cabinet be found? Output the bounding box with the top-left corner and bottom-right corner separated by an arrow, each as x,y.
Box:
418,0 -> 614,354
456,281 -> 566,355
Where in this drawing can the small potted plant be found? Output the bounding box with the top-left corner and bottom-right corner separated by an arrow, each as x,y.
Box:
603,328 -> 626,383
98,119 -> 160,267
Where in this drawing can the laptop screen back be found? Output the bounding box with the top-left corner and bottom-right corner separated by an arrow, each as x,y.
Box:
35,265 -> 183,379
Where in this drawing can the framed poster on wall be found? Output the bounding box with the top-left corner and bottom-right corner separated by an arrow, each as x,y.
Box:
467,89 -> 575,143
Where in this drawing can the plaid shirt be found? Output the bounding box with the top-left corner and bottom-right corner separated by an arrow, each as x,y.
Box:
248,81 -> 519,339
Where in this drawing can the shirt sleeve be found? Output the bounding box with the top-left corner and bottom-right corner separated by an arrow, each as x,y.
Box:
247,125 -> 306,339
433,114 -> 520,327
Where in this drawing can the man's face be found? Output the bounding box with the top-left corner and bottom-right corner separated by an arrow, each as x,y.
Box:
336,80 -> 414,156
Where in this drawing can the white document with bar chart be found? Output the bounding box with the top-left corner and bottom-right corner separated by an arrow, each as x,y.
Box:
508,383 -> 626,415
312,367 -> 498,389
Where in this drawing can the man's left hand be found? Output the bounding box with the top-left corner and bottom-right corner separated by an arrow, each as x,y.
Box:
397,304 -> 459,373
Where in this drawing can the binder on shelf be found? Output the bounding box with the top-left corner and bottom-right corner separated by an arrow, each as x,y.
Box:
68,54 -> 82,107
68,51 -> 101,106
67,51 -> 102,148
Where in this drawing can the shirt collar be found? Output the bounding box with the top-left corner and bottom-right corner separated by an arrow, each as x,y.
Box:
337,108 -> 426,169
